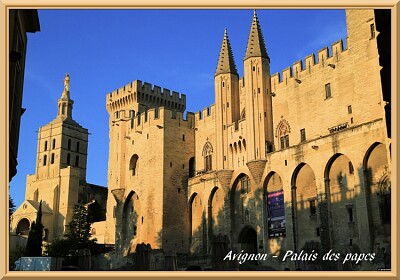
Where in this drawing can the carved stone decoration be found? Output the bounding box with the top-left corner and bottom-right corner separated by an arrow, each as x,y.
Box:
246,159 -> 267,185
111,188 -> 125,203
216,170 -> 234,189
275,119 -> 291,138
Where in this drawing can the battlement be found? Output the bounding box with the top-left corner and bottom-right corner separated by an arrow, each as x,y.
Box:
113,107 -> 195,132
271,38 -> 347,89
194,104 -> 215,122
106,80 -> 186,113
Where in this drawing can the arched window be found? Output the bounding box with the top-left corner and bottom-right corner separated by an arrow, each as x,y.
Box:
76,142 -> 80,153
66,153 -> 70,165
202,141 -> 213,172
276,120 -> 291,150
52,139 -> 56,149
239,175 -> 251,194
43,155 -> 47,166
51,153 -> 55,164
129,154 -> 139,176
67,139 -> 71,150
44,141 -> 48,151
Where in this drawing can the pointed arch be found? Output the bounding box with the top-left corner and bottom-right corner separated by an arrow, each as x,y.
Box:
291,163 -> 318,252
230,173 -> 252,243
121,191 -> 140,245
275,119 -> 291,150
324,153 -> 356,249
202,141 -> 213,156
263,171 -> 286,240
189,192 -> 205,253
208,187 -> 221,253
202,141 -> 213,171
363,142 -> 391,231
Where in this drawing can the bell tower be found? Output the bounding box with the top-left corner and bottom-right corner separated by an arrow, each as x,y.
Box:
35,73 -> 89,180
214,29 -> 240,169
243,11 -> 274,160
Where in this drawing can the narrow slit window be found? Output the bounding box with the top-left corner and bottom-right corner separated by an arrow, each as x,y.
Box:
348,105 -> 352,114
300,128 -> 306,142
370,23 -> 375,39
325,83 -> 332,99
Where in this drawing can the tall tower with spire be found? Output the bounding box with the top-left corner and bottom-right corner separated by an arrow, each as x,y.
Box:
243,10 -> 274,160
35,73 -> 89,181
214,29 -> 240,169
11,74 -> 107,243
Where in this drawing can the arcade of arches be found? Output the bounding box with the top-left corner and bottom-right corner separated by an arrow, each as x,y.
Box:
189,142 -> 391,270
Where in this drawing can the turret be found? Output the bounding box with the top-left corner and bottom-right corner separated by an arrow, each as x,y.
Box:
214,29 -> 240,169
243,10 -> 274,160
57,73 -> 74,119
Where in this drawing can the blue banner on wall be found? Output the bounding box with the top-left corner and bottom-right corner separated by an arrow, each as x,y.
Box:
267,190 -> 286,237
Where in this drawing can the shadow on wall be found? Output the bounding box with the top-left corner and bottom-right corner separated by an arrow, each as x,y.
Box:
188,143 -> 391,271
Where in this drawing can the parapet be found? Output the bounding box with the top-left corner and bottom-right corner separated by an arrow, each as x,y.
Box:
106,80 -> 186,112
195,104 -> 215,121
115,107 -> 195,132
271,38 -> 347,89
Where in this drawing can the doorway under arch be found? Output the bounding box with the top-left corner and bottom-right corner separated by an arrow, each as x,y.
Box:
16,218 -> 30,236
238,226 -> 258,265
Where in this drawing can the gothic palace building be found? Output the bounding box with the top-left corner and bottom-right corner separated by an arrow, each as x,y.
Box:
11,9 -> 391,270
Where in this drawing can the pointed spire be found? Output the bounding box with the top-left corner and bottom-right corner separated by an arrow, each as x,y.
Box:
215,28 -> 238,76
244,10 -> 269,61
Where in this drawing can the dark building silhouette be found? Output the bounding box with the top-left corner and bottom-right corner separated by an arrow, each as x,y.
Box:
9,9 -> 40,182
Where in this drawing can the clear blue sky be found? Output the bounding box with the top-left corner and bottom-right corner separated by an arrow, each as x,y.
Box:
10,9 -> 347,207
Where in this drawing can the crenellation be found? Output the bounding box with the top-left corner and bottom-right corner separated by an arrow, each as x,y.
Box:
304,53 -> 316,71
331,39 -> 345,61
271,73 -> 281,89
282,66 -> 293,83
292,60 -> 304,78
270,36 -> 348,90
153,85 -> 161,95
106,80 -> 187,114
127,107 -> 195,132
137,80 -> 185,103
103,10 -> 390,270
172,91 -> 179,101
194,104 -> 215,122
317,46 -> 330,66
